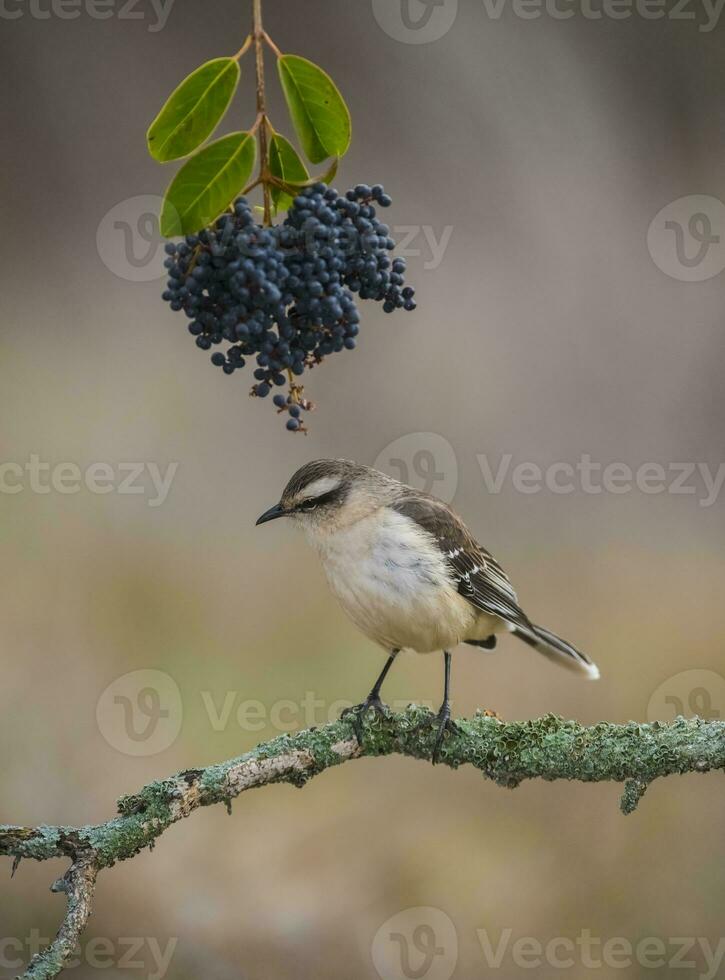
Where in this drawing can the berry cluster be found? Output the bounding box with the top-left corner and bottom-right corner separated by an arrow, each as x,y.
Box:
162,183 -> 415,429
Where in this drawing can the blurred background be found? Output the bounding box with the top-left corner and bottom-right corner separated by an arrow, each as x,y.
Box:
2,0 -> 725,977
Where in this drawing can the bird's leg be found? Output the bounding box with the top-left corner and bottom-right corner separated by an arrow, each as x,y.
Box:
341,650 -> 399,743
431,651 -> 458,764
413,651 -> 459,764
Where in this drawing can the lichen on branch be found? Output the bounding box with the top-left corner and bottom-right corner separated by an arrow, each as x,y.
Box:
3,707 -> 724,980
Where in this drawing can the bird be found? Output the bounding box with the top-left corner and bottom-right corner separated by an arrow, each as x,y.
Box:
256,459 -> 599,762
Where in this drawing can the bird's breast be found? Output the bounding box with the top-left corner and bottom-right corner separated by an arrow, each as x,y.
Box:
309,510 -> 477,652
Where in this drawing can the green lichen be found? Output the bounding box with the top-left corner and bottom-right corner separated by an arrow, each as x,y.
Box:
3,709 -> 725,980
4,710 -> 724,871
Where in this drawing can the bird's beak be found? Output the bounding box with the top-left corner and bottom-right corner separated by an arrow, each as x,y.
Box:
255,502 -> 287,526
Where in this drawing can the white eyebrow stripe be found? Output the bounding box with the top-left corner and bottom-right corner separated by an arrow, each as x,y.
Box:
296,476 -> 343,501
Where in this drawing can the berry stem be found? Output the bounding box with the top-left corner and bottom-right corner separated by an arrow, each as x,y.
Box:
252,0 -> 272,227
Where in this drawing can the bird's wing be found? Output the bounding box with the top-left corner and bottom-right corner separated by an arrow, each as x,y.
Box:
392,493 -> 599,678
391,495 -> 533,630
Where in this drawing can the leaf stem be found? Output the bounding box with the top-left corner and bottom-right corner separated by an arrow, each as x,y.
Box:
263,30 -> 282,57
232,34 -> 252,60
252,0 -> 272,226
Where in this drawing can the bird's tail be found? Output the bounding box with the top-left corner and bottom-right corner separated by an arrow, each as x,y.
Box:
513,623 -> 600,680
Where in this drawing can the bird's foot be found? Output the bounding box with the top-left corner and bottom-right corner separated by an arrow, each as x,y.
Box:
412,702 -> 460,765
341,694 -> 390,745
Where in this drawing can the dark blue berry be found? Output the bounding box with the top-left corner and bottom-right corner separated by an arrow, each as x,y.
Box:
161,186 -> 415,429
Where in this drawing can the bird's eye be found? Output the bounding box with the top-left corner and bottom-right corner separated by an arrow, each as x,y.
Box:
296,487 -> 340,513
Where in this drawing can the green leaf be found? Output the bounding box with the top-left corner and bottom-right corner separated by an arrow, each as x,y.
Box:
160,132 -> 256,237
277,55 -> 351,164
147,58 -> 240,163
268,133 -> 309,212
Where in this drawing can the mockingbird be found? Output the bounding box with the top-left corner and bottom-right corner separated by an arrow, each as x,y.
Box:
257,459 -> 599,762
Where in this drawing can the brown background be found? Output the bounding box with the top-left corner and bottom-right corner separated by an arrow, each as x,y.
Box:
1,0 -> 725,977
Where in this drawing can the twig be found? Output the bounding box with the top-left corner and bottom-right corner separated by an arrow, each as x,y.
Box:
3,708 -> 725,979
24,856 -> 98,980
252,0 -> 272,226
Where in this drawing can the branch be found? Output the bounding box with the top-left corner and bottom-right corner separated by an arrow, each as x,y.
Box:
23,857 -> 98,980
252,0 -> 272,226
3,708 -> 724,979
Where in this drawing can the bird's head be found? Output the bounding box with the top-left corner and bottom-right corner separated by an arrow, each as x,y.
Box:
256,459 -> 398,536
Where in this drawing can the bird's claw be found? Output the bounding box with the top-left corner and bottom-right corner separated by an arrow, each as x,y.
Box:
341,695 -> 390,745
411,704 -> 460,765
